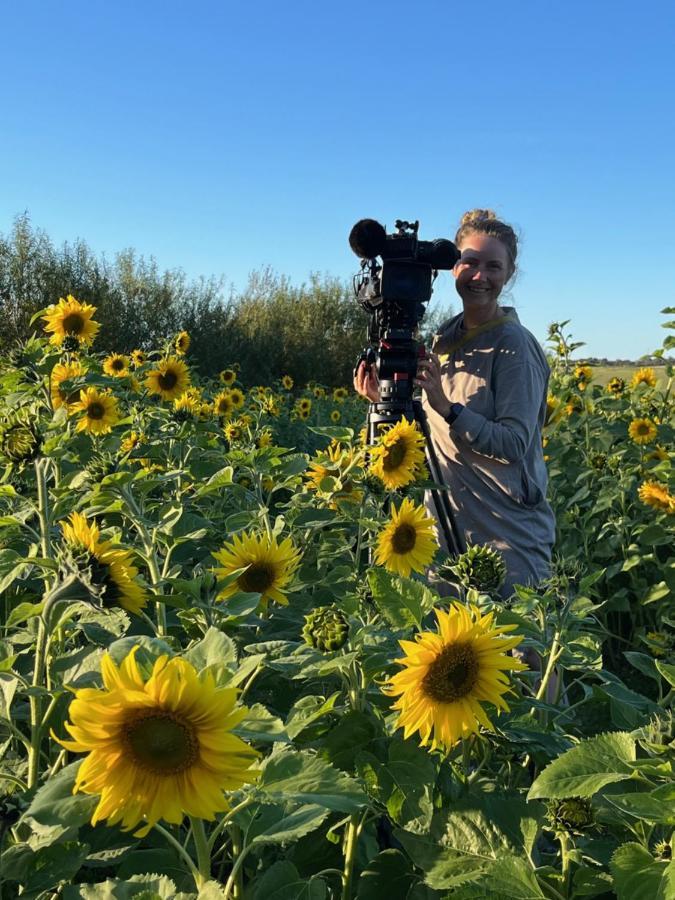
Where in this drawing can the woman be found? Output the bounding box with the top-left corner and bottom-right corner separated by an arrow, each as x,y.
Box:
353,209 -> 556,598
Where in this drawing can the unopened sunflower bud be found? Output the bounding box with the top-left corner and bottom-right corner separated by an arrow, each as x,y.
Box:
547,797 -> 594,834
0,415 -> 42,464
590,453 -> 607,471
303,605 -> 350,653
62,335 -> 82,353
441,544 -> 507,594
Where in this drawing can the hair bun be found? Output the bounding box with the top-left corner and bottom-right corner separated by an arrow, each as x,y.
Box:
460,208 -> 497,227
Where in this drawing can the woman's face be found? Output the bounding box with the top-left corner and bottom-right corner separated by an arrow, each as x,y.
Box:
453,233 -> 512,309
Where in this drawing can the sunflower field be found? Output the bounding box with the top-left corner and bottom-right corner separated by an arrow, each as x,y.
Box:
0,298 -> 673,900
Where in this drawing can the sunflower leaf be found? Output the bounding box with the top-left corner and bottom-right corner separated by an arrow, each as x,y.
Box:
528,731 -> 636,800
258,750 -> 368,812
237,802 -> 330,846
610,843 -> 675,900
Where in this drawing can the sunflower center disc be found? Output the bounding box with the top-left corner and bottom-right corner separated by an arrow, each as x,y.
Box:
638,424 -> 649,435
62,313 -> 85,333
112,359 -> 124,371
88,402 -> 105,420
392,524 -> 417,554
421,641 -> 480,703
384,440 -> 406,471
125,711 -> 198,774
159,371 -> 178,390
239,563 -> 275,593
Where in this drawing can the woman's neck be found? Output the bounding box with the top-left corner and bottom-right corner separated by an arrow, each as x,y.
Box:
462,303 -> 504,330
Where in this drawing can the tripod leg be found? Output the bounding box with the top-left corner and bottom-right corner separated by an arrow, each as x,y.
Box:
412,401 -> 464,557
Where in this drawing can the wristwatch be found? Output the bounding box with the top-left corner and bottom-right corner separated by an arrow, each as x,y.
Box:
443,402 -> 464,425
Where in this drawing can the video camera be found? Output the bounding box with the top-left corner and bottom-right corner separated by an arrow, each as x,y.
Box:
350,218 -> 459,429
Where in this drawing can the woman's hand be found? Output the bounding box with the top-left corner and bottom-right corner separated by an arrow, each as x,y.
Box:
415,351 -> 451,418
353,361 -> 380,402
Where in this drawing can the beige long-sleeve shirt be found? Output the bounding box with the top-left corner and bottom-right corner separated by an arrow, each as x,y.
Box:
423,307 -> 556,596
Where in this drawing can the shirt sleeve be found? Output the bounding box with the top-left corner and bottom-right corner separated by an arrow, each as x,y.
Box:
449,339 -> 548,463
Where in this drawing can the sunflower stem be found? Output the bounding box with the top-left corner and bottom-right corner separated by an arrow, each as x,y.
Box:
189,816 -> 212,887
341,813 -> 361,900
120,485 -> 167,636
34,458 -> 51,561
154,822 -> 201,885
27,580 -> 72,789
207,797 -> 255,854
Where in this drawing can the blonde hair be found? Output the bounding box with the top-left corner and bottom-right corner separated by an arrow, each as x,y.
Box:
454,209 -> 518,280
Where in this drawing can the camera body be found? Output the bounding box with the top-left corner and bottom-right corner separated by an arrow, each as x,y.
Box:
350,218 -> 459,437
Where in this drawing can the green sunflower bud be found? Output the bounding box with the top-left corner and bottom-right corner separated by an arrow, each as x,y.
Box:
86,452 -> 117,482
590,453 -> 607,471
440,544 -> 507,594
0,414 -> 41,464
654,840 -> 672,861
62,335 -> 82,353
303,605 -> 350,653
547,797 -> 594,834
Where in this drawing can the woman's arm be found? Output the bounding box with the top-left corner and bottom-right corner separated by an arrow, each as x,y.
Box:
451,349 -> 548,463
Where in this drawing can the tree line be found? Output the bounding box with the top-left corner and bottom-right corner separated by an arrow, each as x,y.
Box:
0,215 -> 453,387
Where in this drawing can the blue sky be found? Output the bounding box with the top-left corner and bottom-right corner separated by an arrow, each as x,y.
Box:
2,0 -> 674,358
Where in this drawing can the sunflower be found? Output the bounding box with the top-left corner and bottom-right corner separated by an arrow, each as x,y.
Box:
145,357 -> 191,401
130,349 -> 146,367
61,512 -> 148,615
262,396 -> 281,417
213,390 -> 235,420
219,369 -> 237,386
369,418 -> 426,489
545,395 -> 562,426
313,386 -> 326,399
631,367 -> 657,389
50,360 -> 86,410
281,375 -> 293,390
256,429 -> 274,449
298,398 -> 312,413
606,377 -> 625,396
638,481 -> 675,514
628,417 -> 658,445
54,646 -> 259,836
305,443 -> 364,508
42,295 -> 100,347
647,445 -> 669,462
173,392 -> 200,420
374,497 -> 438,577
73,388 -> 120,436
574,365 -> 593,389
212,531 -> 301,608
330,409 -> 341,423
120,431 -> 144,455
229,387 -> 245,409
565,395 -> 583,416
103,354 -> 130,378
297,407 -> 310,420
382,603 -> 527,751
174,331 -> 190,355
224,419 -> 246,443
333,387 -> 348,403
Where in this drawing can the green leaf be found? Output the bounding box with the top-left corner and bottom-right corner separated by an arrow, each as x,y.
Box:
357,738 -> 436,833
63,874 -> 183,899
356,850 -> 419,900
367,569 -> 435,629
259,750 -> 367,812
395,793 -> 543,890
24,761 -> 98,828
605,784 -> 675,825
252,860 -> 327,899
285,693 -> 341,740
183,626 -> 237,679
656,660 -> 675,687
528,732 -> 636,800
610,842 -> 675,899
237,802 -> 330,846
9,841 -> 90,894
440,856 -> 546,898
234,703 -> 290,743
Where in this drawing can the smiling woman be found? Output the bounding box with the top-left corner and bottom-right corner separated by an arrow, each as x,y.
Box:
353,209 -> 556,598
